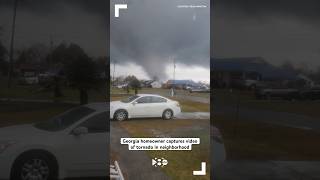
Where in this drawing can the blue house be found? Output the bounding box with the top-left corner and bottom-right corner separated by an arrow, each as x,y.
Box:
165,80 -> 199,89
211,57 -> 298,88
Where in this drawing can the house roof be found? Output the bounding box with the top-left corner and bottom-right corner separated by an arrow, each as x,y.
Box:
167,80 -> 198,86
211,57 -> 297,80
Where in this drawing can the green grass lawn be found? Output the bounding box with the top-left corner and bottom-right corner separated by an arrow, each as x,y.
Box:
0,84 -> 106,103
214,89 -> 320,118
111,94 -> 209,112
0,101 -> 75,127
240,100 -> 320,118
214,114 -> 320,160
117,119 -> 210,180
171,97 -> 209,112
111,87 -> 210,98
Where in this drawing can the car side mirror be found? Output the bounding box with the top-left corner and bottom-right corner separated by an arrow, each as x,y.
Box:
132,101 -> 137,105
72,126 -> 88,136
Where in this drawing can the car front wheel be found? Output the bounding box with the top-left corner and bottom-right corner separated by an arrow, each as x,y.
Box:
162,109 -> 173,120
11,152 -> 58,180
114,110 -> 128,121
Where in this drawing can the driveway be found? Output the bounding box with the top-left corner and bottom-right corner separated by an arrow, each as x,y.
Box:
215,160 -> 320,180
110,122 -> 170,180
176,112 -> 209,119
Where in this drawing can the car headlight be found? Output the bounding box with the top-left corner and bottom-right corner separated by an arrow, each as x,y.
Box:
0,140 -> 17,154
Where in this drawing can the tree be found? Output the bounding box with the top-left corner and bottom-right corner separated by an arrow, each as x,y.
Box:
0,27 -> 8,76
16,44 -> 49,65
0,42 -> 8,75
64,44 -> 100,104
125,75 -> 141,94
47,43 -> 68,64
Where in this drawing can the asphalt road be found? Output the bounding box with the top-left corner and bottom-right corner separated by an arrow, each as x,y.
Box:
176,112 -> 210,119
214,161 -> 320,180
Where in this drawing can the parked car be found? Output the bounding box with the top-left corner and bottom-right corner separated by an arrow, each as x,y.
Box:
116,83 -> 128,89
255,88 -> 300,100
19,76 -> 39,85
212,126 -> 226,167
38,73 -> 54,84
189,86 -> 210,93
0,103 -> 108,180
244,79 -> 263,89
110,94 -> 181,121
184,85 -> 192,90
300,86 -> 320,100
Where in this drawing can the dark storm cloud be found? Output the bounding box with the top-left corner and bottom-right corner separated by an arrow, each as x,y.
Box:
0,0 -> 108,57
111,0 -> 210,79
214,0 -> 320,21
0,0 -> 107,16
213,0 -> 320,69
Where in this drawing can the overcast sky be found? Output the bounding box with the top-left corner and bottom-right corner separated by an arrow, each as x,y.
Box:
0,0 -> 210,82
110,0 -> 210,82
2,1 -> 318,81
213,0 -> 320,71
0,0 -> 108,57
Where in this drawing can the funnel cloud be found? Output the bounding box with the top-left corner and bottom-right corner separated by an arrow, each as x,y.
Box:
111,0 -> 210,80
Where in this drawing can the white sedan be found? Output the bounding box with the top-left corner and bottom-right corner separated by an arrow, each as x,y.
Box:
0,103 -> 108,180
110,94 -> 181,121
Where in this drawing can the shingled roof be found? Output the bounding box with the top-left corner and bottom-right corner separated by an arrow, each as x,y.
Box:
211,57 -> 297,80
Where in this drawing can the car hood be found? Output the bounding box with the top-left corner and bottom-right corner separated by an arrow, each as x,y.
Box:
110,101 -> 126,108
0,124 -> 52,141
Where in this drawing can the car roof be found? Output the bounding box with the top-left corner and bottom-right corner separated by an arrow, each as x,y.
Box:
83,102 -> 108,112
137,94 -> 165,98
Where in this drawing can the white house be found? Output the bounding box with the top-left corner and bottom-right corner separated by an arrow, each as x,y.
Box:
151,81 -> 162,88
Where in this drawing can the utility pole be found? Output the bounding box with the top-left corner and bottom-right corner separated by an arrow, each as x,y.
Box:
49,35 -> 54,68
112,60 -> 116,86
7,0 -> 18,88
173,57 -> 176,83
171,56 -> 176,97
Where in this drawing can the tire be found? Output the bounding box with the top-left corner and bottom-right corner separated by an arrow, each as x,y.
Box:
162,109 -> 173,120
11,152 -> 58,180
114,110 -> 128,121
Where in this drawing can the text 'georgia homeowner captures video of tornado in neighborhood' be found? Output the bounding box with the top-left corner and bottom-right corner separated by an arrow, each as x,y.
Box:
110,0 -> 210,179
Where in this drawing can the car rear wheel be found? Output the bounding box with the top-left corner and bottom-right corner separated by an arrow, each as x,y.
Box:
114,110 -> 128,121
162,109 -> 173,120
11,152 -> 58,180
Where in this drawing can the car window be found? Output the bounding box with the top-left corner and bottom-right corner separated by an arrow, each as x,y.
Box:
78,112 -> 108,133
151,96 -> 167,103
136,96 -> 152,103
34,107 -> 95,132
121,95 -> 140,103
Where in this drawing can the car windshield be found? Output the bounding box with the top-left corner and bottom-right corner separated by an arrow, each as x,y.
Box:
34,106 -> 95,132
121,95 -> 140,103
